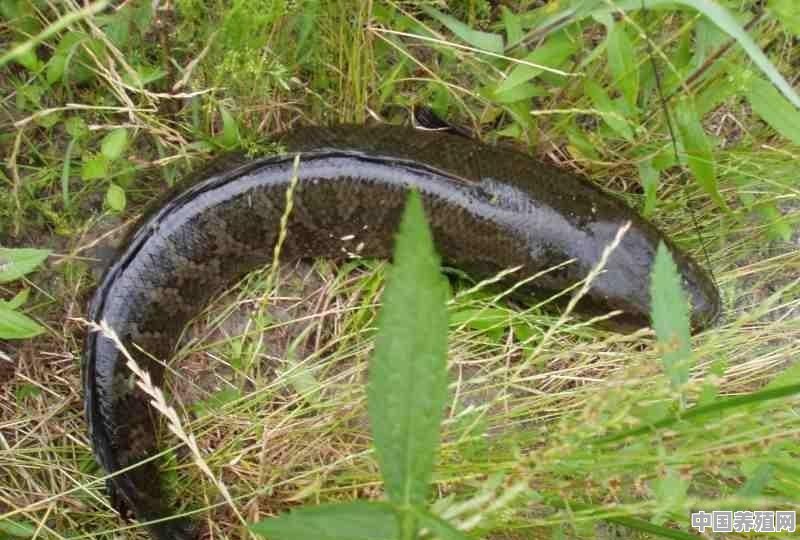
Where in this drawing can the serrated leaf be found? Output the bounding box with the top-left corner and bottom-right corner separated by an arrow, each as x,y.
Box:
421,6 -> 503,54
250,502 -> 398,540
745,76 -> 800,145
496,30 -> 575,94
606,22 -> 639,109
0,248 -> 50,283
81,154 -> 109,181
0,305 -> 44,339
585,79 -> 634,141
650,243 -> 692,390
367,191 -> 449,507
100,128 -> 128,160
674,99 -> 726,210
105,184 -> 126,212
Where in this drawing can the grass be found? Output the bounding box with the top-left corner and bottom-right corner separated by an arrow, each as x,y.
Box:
1,0 -> 800,538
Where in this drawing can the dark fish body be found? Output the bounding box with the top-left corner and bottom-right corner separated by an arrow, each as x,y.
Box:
84,125 -> 720,539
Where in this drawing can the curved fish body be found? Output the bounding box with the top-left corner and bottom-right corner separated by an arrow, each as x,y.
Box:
84,125 -> 720,539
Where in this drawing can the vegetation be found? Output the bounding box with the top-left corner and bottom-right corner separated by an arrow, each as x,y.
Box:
1,0 -> 799,539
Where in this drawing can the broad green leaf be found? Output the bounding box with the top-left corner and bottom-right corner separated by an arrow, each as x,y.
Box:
414,509 -> 470,540
501,6 -> 523,46
584,79 -> 634,141
650,242 -> 692,390
674,99 -> 725,209
0,248 -> 50,283
368,191 -> 449,506
100,128 -> 128,160
497,30 -> 575,94
0,305 -> 44,339
0,518 -> 36,538
745,76 -> 800,145
250,502 -> 398,540
0,1 -> 109,69
637,159 -> 659,217
217,107 -> 240,149
606,22 -> 639,109
81,154 -> 109,181
105,184 -> 126,212
421,6 -> 504,54
489,82 -> 545,104
46,52 -> 67,84
594,382 -> 800,444
769,0 -> 800,36
0,288 -> 30,310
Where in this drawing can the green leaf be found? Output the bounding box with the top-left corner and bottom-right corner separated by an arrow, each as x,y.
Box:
65,116 -> 89,139
496,30 -> 575,94
421,6 -> 504,54
46,52 -> 67,84
105,183 -> 126,212
769,0 -> 800,36
674,99 -> 726,209
368,191 -> 449,507
745,76 -> 800,145
501,6 -> 523,46
250,502 -> 398,540
0,288 -> 30,310
588,0 -> 800,109
0,305 -> 44,339
81,154 -> 109,181
217,107 -> 240,149
0,518 -> 36,538
0,248 -> 51,283
637,159 -> 659,217
606,22 -> 639,109
585,79 -> 634,141
489,82 -> 545,104
594,382 -> 800,444
650,242 -> 692,390
100,128 -> 128,160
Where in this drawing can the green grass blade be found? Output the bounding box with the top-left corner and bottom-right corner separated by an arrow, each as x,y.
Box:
593,382 -> 800,444
606,22 -> 639,109
368,191 -> 449,507
249,502 -> 398,540
745,76 -> 800,145
0,1 -> 109,68
650,242 -> 692,390
422,6 -> 504,54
